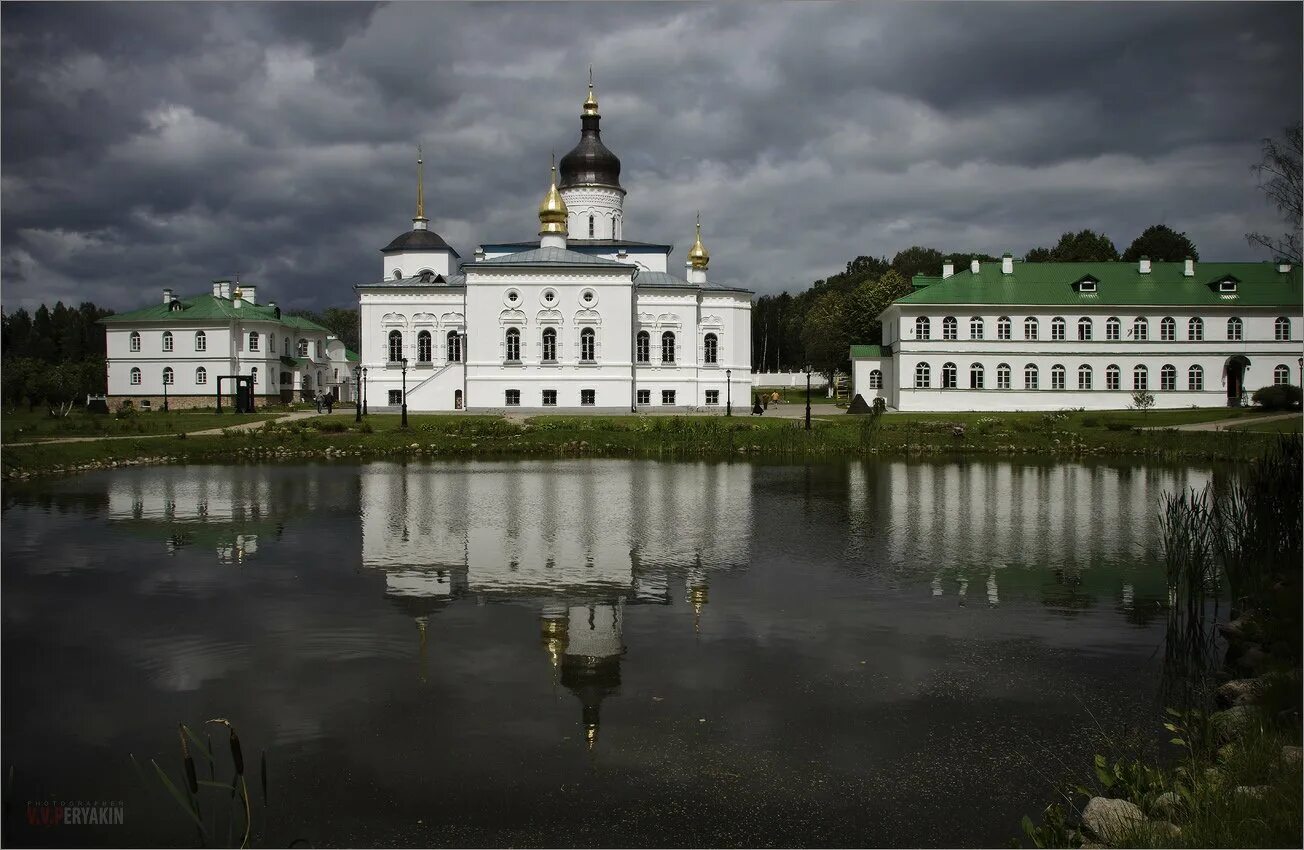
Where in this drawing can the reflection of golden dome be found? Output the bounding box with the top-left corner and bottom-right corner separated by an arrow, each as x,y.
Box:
540,609 -> 570,668
689,584 -> 709,634
688,214 -> 710,270
585,723 -> 599,750
538,160 -> 569,235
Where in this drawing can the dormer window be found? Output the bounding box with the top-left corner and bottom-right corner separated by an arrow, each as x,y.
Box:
1073,275 -> 1099,294
1219,279 -> 1237,293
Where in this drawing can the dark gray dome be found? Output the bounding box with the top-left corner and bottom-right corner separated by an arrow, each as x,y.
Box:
381,229 -> 454,254
558,114 -> 622,191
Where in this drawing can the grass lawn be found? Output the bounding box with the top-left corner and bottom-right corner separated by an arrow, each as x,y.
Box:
1224,414 -> 1303,433
755,386 -> 841,406
1,408 -> 277,443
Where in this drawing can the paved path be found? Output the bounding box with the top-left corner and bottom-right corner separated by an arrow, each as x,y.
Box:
4,411 -> 320,448
1163,411 -> 1300,432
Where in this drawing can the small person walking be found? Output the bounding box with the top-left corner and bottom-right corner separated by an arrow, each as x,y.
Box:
314,391 -> 323,414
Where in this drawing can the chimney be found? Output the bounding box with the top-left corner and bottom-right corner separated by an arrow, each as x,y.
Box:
1278,259 -> 1293,273
163,287 -> 173,304
970,258 -> 980,274
1001,253 -> 1013,275
242,285 -> 257,304
212,281 -> 222,297
1183,257 -> 1194,277
1138,256 -> 1151,274
474,246 -> 486,262
267,300 -> 277,313
942,258 -> 955,279
219,281 -> 231,299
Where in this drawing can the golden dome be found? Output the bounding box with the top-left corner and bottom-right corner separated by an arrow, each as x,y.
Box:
688,213 -> 710,270
583,66 -> 599,116
538,159 -> 569,235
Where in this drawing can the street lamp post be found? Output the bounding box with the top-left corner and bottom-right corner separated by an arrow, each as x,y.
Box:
354,367 -> 362,423
162,371 -> 169,413
400,357 -> 409,428
362,367 -> 369,416
805,368 -> 812,431
726,369 -> 732,416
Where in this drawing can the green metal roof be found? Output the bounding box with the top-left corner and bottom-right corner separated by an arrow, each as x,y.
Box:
895,262 -> 1301,308
101,293 -> 283,324
281,314 -> 331,333
849,344 -> 885,358
345,349 -> 360,362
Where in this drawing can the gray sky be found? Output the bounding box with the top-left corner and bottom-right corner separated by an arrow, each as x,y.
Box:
2,2 -> 1299,312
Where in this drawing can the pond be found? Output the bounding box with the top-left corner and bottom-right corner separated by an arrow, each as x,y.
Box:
2,458 -> 1219,847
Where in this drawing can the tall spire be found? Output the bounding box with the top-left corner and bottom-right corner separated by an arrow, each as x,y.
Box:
412,144 -> 428,230
583,65 -> 599,116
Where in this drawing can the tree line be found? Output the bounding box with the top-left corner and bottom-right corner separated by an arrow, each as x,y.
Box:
751,224 -> 1201,379
2,302 -> 114,413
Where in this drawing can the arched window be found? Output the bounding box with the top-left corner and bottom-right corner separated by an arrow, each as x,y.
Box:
1106,364 -> 1121,391
1160,364 -> 1177,391
942,316 -> 958,340
315,340 -> 324,359
542,327 -> 558,362
446,331 -> 461,363
1276,317 -> 1292,341
612,216 -> 619,239
580,327 -> 596,362
1024,363 -> 1039,390
1188,365 -> 1203,391
163,367 -> 174,385
1077,318 -> 1092,341
129,367 -> 142,385
996,363 -> 1011,390
388,330 -> 403,363
162,331 -> 174,352
588,215 -> 595,238
868,370 -> 883,390
195,330 -> 207,351
196,367 -> 207,385
417,330 -> 432,363
297,338 -> 309,358
1051,317 -> 1066,341
635,330 -> 650,364
248,331 -> 259,351
1024,317 -> 1039,340
970,362 -> 984,389
129,331 -> 141,352
283,337 -> 290,356
1160,317 -> 1176,342
1275,364 -> 1291,385
941,362 -> 958,388
703,333 -> 718,364
1227,317 -> 1243,341
916,317 -> 931,340
316,371 -> 323,389
505,327 -> 521,362
1188,317 -> 1204,341
914,362 -> 930,388
997,317 -> 1012,340
250,367 -> 258,387
1078,364 -> 1092,390
970,317 -> 984,340
1051,364 -> 1066,390
393,269 -> 403,280
1133,364 -> 1148,391
661,331 -> 676,363
1106,317 -> 1121,341
1133,318 -> 1148,341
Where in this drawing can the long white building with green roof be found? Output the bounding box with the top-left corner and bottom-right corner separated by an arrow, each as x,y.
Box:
101,280 -> 358,409
850,255 -> 1302,411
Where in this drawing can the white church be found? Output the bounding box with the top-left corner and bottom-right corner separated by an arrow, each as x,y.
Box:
356,79 -> 754,412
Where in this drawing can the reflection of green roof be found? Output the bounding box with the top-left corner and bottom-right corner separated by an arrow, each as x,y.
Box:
280,355 -> 301,367
345,349 -> 360,362
896,262 -> 1302,308
101,294 -> 282,324
849,345 -> 884,358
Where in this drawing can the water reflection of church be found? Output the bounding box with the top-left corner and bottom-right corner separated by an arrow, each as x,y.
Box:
361,460 -> 751,748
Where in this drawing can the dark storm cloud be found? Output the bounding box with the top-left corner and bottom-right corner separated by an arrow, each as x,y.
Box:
1,1 -> 1299,311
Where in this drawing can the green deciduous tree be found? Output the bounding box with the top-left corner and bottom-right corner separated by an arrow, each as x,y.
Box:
1024,230 -> 1119,263
1122,225 -> 1200,262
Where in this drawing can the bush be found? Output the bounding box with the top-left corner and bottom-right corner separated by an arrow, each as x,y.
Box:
1251,383 -> 1302,411
1103,420 -> 1134,432
1081,416 -> 1100,428
310,419 -> 348,433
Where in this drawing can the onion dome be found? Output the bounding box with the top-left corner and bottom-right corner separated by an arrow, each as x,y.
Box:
538,159 -> 569,235
558,74 -> 622,191
688,214 -> 710,270
381,229 -> 454,253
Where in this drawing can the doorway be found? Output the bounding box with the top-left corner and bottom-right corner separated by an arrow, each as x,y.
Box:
1224,355 -> 1251,407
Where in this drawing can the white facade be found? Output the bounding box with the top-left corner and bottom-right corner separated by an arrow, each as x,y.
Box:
103,282 -> 352,408
852,260 -> 1303,411
357,87 -> 752,412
